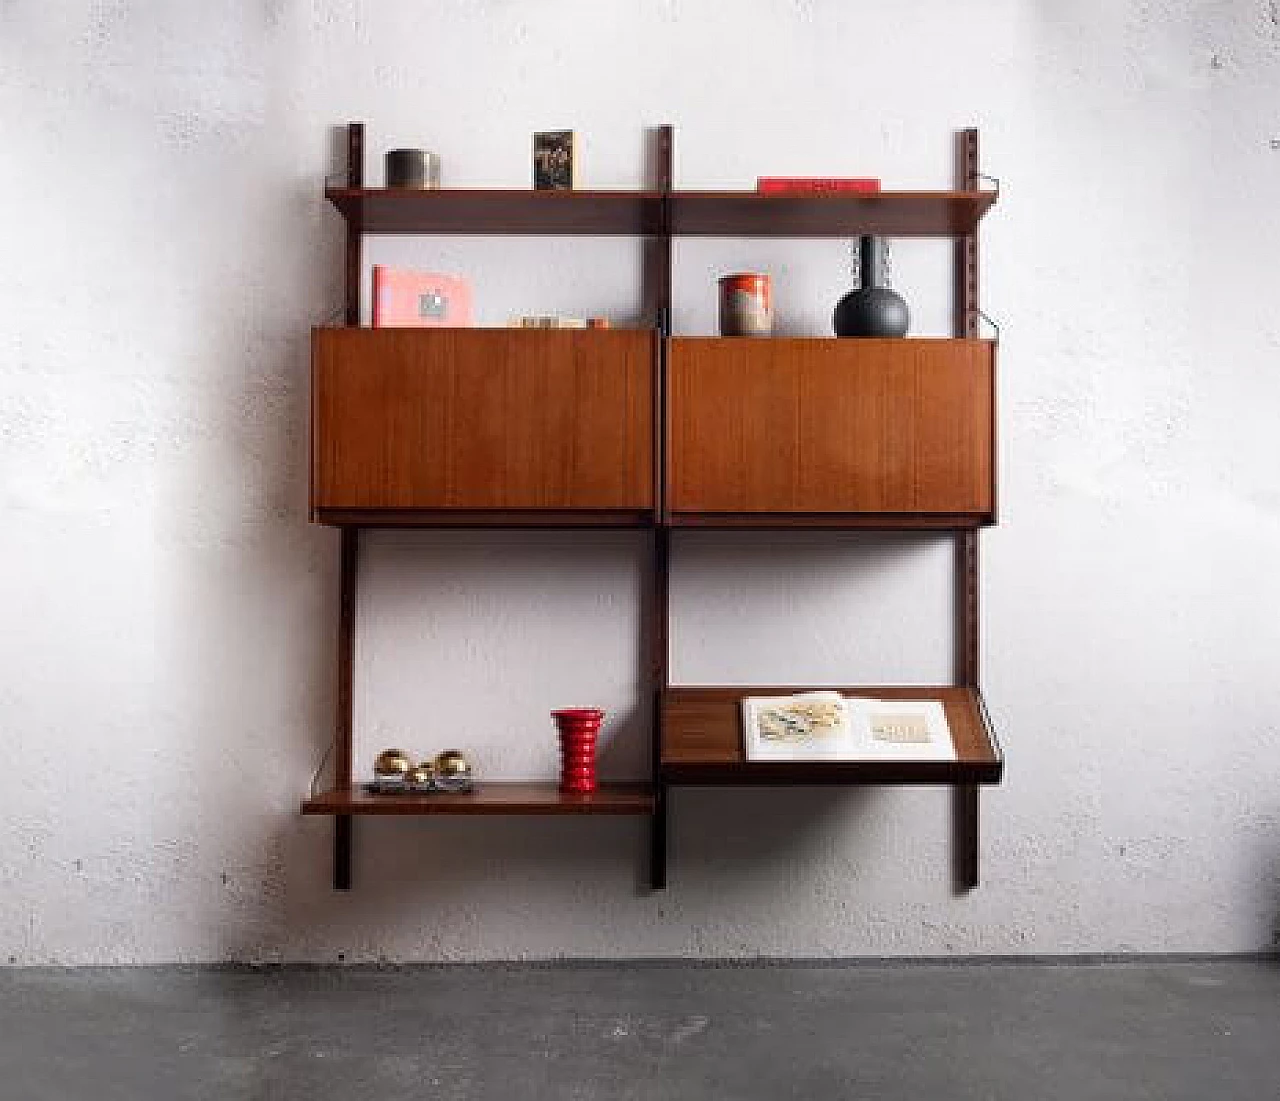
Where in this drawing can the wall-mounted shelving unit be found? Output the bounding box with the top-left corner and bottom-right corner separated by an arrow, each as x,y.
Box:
302,121 -> 1002,892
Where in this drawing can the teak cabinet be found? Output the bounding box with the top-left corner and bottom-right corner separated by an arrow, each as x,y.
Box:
312,328 -> 656,523
303,121 -> 1003,894
312,330 -> 995,526
667,337 -> 994,524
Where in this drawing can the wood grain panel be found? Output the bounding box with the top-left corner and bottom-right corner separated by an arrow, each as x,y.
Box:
668,338 -> 994,520
660,685 -> 1001,785
313,328 -> 655,513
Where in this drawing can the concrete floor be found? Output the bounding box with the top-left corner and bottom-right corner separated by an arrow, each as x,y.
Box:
0,960 -> 1277,1100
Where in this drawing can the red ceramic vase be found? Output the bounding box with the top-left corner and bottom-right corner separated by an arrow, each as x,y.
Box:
552,709 -> 604,793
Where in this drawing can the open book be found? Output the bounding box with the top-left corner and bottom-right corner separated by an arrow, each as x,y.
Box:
742,692 -> 956,763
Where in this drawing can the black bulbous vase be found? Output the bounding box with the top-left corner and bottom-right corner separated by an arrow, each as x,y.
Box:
833,236 -> 909,338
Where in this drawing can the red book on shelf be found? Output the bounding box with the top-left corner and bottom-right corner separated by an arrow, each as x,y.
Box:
372,266 -> 474,327
756,177 -> 882,194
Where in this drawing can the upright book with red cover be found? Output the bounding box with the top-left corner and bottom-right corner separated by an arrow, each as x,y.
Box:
372,266 -> 474,327
756,177 -> 881,194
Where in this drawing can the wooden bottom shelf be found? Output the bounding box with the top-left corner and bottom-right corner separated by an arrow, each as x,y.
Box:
661,685 -> 1002,785
302,782 -> 655,816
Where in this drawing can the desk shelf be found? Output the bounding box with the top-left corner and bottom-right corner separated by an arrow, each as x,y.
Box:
661,686 -> 1001,786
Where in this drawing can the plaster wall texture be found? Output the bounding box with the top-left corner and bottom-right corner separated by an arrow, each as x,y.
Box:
1,0 -> 1278,964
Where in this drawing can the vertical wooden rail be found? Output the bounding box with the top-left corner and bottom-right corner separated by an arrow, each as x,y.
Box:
644,124 -> 674,338
954,533 -> 980,891
650,527 -> 671,889
333,121 -> 364,889
954,127 -> 982,891
333,527 -> 358,890
343,122 -> 364,325
649,125 -> 674,890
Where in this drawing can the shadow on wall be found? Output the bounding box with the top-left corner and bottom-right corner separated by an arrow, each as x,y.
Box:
269,785 -> 881,963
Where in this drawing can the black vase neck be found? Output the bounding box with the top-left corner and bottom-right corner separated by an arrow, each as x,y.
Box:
858,235 -> 886,290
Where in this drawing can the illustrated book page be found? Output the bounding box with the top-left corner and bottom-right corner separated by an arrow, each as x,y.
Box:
742,693 -> 956,762
856,699 -> 956,762
741,692 -> 865,761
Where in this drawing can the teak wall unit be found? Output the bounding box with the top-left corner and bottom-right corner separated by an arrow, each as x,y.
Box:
303,122 -> 1003,892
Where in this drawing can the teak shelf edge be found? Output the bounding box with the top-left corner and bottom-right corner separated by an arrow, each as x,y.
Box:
303,782 -> 656,816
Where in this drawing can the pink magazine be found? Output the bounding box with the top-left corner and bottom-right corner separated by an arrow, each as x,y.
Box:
372,266 -> 474,327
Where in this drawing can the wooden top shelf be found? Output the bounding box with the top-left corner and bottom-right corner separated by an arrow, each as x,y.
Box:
661,685 -> 1002,786
302,781 -> 655,816
669,190 -> 996,238
324,187 -> 996,238
324,187 -> 664,235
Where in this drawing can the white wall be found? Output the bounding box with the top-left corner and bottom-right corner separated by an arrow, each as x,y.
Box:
2,0 -> 1278,964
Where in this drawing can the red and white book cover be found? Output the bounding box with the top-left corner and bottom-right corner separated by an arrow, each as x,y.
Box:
372,266 -> 474,327
756,177 -> 882,194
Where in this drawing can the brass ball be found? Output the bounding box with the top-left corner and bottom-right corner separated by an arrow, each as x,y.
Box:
407,762 -> 436,789
434,749 -> 471,776
373,748 -> 413,778
433,749 -> 473,792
